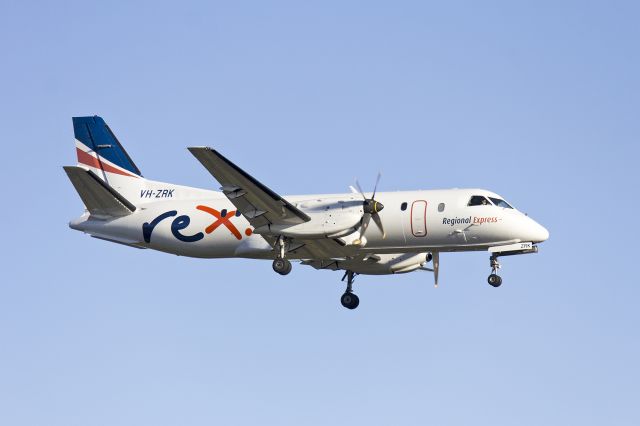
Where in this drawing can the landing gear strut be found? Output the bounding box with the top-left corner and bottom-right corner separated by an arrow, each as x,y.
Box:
340,271 -> 359,309
487,254 -> 502,287
272,236 -> 292,275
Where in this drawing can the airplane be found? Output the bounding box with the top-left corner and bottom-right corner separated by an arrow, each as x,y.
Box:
64,116 -> 549,309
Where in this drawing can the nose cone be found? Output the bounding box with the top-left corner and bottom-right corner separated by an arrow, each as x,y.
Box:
527,219 -> 549,243
363,199 -> 384,214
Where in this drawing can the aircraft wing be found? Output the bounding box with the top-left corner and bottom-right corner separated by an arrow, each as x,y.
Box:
188,147 -> 311,229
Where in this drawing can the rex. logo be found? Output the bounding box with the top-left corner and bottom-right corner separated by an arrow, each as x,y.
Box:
143,205 -> 252,243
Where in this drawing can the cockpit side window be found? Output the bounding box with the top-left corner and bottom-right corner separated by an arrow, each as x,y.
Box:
468,195 -> 491,206
489,197 -> 513,209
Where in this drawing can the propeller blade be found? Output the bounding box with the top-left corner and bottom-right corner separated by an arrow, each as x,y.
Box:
360,213 -> 371,239
371,172 -> 382,199
371,212 -> 386,239
354,179 -> 367,200
352,213 -> 371,247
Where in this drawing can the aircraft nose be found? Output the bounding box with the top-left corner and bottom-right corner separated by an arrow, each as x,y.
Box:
528,219 -> 549,243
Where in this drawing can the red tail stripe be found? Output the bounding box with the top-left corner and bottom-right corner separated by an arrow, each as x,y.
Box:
76,148 -> 138,178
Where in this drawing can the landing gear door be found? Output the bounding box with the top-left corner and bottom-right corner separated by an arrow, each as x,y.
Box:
411,200 -> 427,237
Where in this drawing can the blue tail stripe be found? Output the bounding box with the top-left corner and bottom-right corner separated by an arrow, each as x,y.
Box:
72,116 -> 142,176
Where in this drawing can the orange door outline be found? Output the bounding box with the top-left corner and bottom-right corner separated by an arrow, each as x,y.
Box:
411,200 -> 427,237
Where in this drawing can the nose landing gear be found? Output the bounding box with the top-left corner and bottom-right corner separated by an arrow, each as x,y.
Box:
488,273 -> 502,287
486,243 -> 539,287
340,270 -> 359,309
487,254 -> 502,287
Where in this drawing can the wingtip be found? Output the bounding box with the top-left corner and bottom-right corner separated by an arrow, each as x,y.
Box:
187,147 -> 216,158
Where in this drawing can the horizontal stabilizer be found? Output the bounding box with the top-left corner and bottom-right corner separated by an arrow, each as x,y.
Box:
64,166 -> 136,218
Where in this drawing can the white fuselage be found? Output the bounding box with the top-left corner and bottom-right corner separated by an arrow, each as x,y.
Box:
70,185 -> 549,261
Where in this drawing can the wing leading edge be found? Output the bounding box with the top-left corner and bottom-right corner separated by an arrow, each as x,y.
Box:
188,147 -> 310,230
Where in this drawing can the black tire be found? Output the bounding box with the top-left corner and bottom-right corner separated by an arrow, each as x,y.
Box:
272,258 -> 292,275
340,292 -> 360,309
488,274 -> 502,287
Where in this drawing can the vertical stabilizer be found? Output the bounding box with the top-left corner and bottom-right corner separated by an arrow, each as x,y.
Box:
73,116 -> 142,183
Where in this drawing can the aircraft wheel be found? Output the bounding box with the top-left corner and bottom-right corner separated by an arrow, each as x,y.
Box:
272,258 -> 292,275
488,274 -> 502,287
340,292 -> 360,310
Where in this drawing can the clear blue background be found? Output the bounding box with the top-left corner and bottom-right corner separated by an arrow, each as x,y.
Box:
1,1 -> 638,424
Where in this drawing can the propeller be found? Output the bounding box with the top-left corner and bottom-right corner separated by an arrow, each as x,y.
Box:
352,172 -> 385,246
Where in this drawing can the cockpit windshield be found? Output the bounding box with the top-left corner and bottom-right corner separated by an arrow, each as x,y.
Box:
468,195 -> 491,206
489,197 -> 513,209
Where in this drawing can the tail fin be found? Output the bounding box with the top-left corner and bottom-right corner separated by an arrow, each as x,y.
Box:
64,166 -> 136,219
73,116 -> 142,182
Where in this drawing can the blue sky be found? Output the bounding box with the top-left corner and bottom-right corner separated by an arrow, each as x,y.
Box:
1,1 -> 639,425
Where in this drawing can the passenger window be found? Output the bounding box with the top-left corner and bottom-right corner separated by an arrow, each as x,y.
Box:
438,203 -> 445,212
468,195 -> 491,206
489,197 -> 513,209
401,202 -> 407,211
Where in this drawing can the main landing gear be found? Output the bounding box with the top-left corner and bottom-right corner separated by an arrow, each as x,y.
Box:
487,254 -> 502,287
340,271 -> 359,310
272,235 -> 292,275
272,258 -> 292,275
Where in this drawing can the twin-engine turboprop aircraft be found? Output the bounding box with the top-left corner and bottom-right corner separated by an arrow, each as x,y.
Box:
64,116 -> 549,309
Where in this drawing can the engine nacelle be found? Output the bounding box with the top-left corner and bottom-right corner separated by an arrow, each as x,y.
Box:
253,198 -> 363,239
